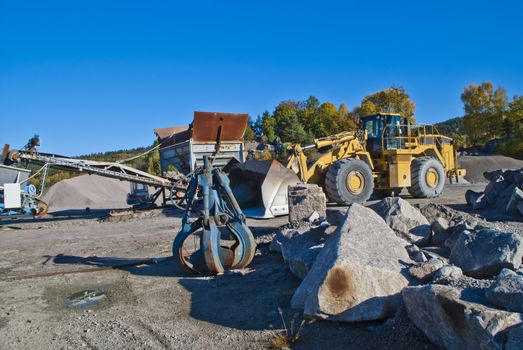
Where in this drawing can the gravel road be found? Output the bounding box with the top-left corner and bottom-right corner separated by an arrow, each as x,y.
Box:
1,183 -> 521,349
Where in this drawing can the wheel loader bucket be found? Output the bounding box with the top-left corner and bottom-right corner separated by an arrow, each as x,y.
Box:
228,160 -> 301,219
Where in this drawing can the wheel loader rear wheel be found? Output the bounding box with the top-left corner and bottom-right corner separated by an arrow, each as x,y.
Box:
325,158 -> 374,205
408,157 -> 445,198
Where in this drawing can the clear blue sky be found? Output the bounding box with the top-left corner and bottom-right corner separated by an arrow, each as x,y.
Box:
1,0 -> 522,155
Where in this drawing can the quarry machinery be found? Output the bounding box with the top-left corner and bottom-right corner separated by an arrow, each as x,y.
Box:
229,113 -> 465,215
172,156 -> 256,274
1,141 -> 177,219
157,112 -> 300,219
285,113 -> 466,205
0,111 -> 268,219
0,163 -> 48,219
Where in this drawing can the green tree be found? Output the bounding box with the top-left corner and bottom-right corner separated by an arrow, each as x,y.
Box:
273,102 -> 308,144
146,141 -> 161,175
261,111 -> 277,143
355,85 -> 416,123
255,96 -> 355,143
461,82 -> 508,146
497,95 -> 523,159
252,115 -> 264,139
297,96 -> 320,133
309,102 -> 338,137
507,95 -> 523,136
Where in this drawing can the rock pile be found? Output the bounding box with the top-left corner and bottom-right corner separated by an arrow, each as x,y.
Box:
466,167 -> 523,216
291,204 -> 413,322
370,197 -> 431,245
271,190 -> 523,349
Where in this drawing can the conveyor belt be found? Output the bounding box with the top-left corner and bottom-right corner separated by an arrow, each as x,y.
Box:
19,152 -> 173,188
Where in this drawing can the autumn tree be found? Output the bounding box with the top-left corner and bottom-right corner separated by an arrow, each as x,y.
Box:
255,96 -> 357,144
337,102 -> 357,131
354,85 -> 416,123
461,82 -> 508,146
497,95 -> 523,159
243,116 -> 257,141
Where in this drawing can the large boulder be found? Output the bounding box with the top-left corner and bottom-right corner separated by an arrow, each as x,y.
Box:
288,184 -> 327,227
466,190 -> 488,210
506,323 -> 523,350
402,284 -> 523,350
483,178 -> 510,204
449,229 -> 523,278
270,225 -> 330,279
486,268 -> 523,313
370,197 -> 431,246
444,220 -> 478,249
291,203 -> 413,322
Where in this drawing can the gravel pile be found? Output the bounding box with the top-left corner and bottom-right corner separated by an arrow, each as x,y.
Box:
460,155 -> 523,183
42,175 -> 131,211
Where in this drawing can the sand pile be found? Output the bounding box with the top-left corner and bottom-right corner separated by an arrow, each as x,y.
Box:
460,155 -> 523,183
42,175 -> 131,211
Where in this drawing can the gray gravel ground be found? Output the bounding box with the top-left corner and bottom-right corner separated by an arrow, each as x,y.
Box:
0,183 -> 521,349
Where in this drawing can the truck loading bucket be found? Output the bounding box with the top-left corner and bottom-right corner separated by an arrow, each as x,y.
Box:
228,160 -> 301,219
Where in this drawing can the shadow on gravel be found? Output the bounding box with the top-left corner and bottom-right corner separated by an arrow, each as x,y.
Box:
0,208 -> 111,225
179,264 -> 300,331
50,254 -> 188,277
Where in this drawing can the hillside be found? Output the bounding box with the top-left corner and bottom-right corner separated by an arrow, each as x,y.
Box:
434,116 -> 464,136
30,144 -> 156,191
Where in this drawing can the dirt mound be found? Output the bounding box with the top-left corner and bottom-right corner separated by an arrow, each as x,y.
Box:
459,155 -> 523,183
42,175 -> 131,211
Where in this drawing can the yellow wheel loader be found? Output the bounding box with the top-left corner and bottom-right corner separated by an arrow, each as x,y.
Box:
230,113 -> 465,218
286,113 -> 465,204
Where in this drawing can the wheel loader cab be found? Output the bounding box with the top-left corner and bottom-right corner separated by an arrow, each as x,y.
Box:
362,113 -> 410,156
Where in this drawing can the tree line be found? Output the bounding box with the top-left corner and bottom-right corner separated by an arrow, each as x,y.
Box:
461,82 -> 523,158
244,85 -> 416,145
245,82 -> 522,160
32,81 -> 523,190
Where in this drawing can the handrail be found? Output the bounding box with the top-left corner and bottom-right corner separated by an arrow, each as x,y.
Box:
381,124 -> 449,151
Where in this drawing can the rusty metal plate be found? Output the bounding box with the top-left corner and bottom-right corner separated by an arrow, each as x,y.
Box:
192,112 -> 248,142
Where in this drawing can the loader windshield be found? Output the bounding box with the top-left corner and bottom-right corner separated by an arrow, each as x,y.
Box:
363,116 -> 383,139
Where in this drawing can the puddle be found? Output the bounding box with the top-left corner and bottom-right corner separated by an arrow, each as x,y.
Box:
65,289 -> 109,309
43,273 -> 136,313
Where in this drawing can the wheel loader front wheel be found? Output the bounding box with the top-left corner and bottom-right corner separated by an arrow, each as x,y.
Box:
325,158 -> 374,205
408,157 -> 445,198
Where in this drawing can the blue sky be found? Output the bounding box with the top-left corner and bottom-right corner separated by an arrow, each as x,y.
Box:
1,0 -> 522,155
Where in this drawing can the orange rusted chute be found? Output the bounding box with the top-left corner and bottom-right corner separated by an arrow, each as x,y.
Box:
192,112 -> 248,143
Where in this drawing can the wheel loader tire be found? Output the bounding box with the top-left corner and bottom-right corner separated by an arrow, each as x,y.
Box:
325,158 -> 374,205
408,157 -> 445,198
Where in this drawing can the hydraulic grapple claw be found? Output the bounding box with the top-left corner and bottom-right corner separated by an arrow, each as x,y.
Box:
172,156 -> 256,274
